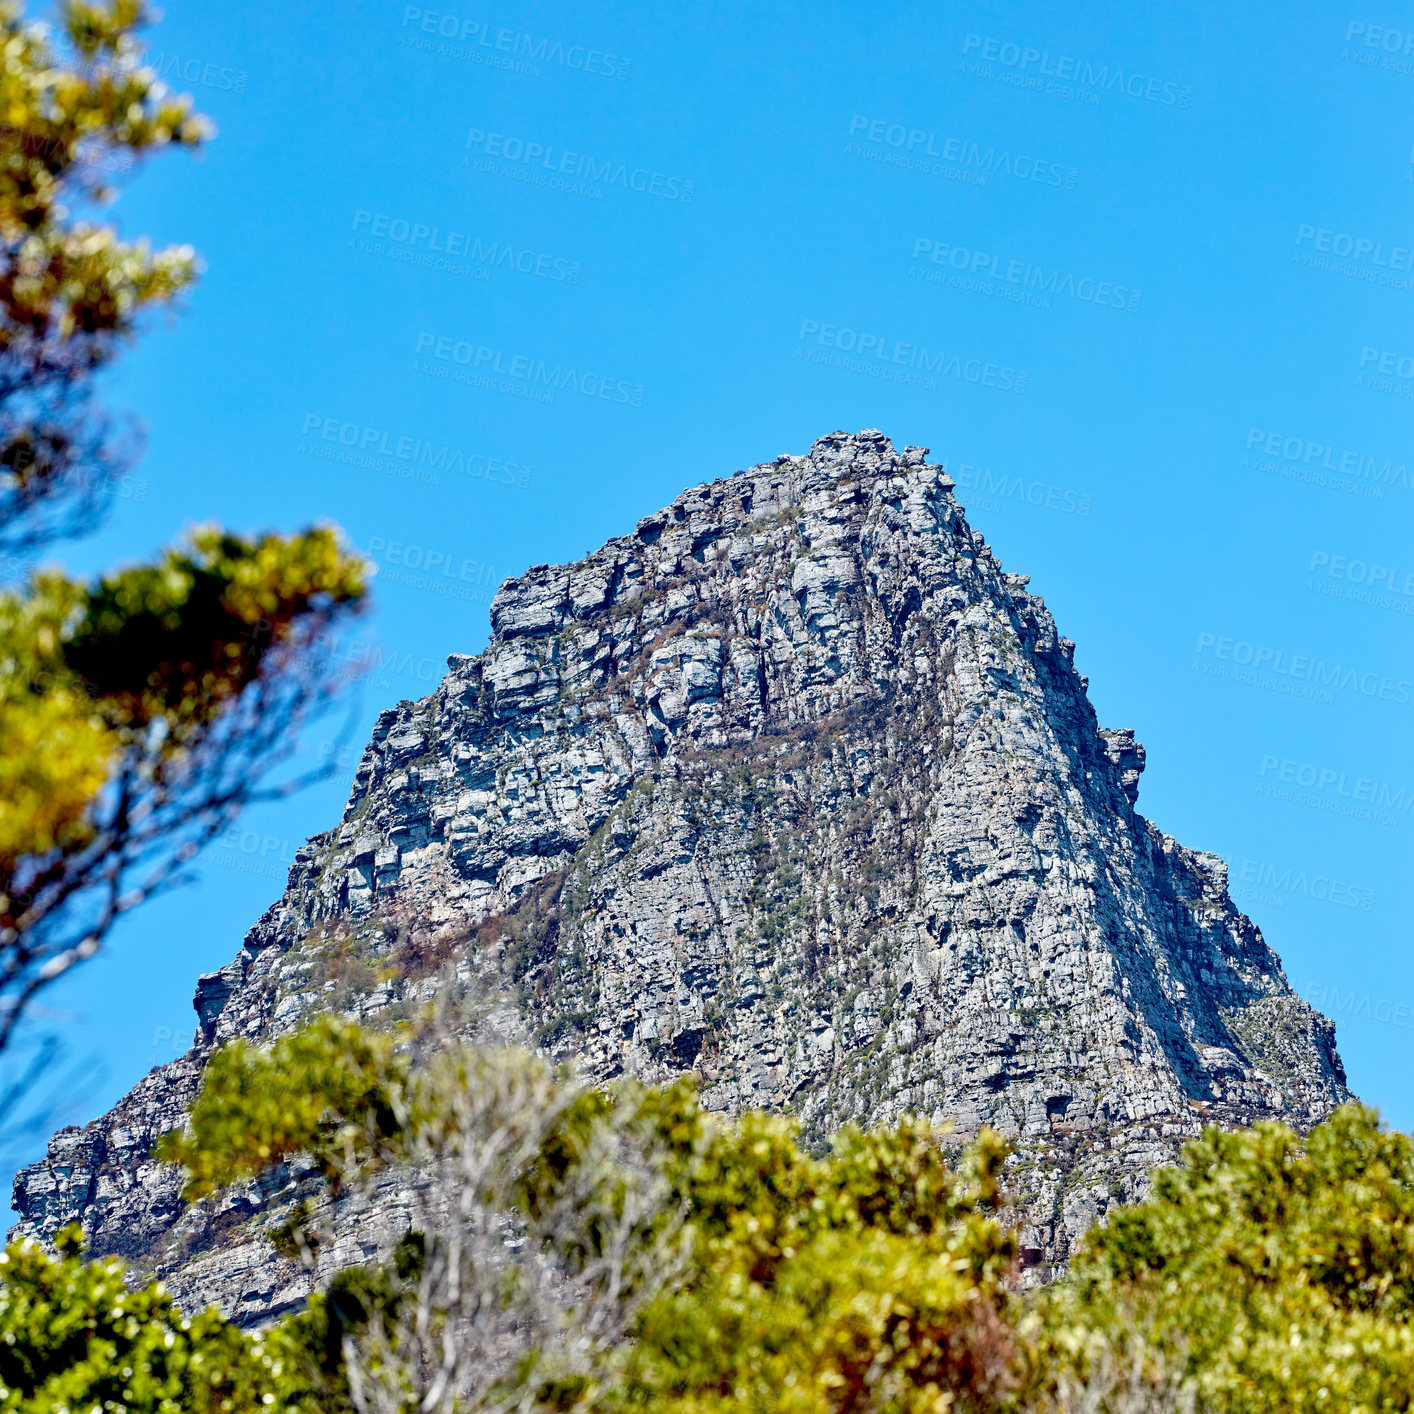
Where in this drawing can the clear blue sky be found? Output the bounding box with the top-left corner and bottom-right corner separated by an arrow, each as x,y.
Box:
7,0 -> 1414,1202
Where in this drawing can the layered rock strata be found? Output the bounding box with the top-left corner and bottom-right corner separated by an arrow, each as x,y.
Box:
12,430 -> 1348,1319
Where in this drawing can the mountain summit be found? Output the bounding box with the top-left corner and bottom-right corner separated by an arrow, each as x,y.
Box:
13,430 -> 1347,1316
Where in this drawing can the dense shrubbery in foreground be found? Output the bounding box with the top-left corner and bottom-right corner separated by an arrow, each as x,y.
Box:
4,1019 -> 1412,1412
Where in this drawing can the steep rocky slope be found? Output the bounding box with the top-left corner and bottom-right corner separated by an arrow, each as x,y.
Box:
12,430 -> 1348,1320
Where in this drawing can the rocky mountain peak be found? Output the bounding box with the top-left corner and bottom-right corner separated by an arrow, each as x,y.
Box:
12,430 -> 1347,1319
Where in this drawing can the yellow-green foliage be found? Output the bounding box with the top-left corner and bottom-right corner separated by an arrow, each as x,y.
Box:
64,525 -> 369,729
55,1022 -> 1414,1414
0,528 -> 366,878
155,1017 -> 405,1201
159,1020 -> 1018,1414
0,1226 -> 292,1413
0,0 -> 206,350
1034,1103 -> 1414,1413
615,1114 -> 1017,1414
0,0 -> 368,1028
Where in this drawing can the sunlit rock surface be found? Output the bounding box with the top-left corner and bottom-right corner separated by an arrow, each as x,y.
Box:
13,430 -> 1348,1319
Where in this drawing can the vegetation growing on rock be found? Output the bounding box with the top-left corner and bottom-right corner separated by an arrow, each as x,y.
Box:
7,1019 -> 1408,1412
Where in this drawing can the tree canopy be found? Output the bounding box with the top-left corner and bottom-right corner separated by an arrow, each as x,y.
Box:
9,1009 -> 1414,1412
0,0 -> 368,1050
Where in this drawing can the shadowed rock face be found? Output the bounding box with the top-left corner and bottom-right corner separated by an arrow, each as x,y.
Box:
12,430 -> 1348,1318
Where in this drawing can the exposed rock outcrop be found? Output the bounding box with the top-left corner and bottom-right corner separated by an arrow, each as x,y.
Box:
12,430 -> 1348,1319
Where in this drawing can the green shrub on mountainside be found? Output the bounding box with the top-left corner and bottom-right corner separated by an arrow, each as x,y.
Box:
7,1019 -> 1414,1412
1034,1104 -> 1414,1412
0,1227 -> 297,1412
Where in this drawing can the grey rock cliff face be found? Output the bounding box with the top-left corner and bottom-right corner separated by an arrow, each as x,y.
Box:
12,430 -> 1348,1318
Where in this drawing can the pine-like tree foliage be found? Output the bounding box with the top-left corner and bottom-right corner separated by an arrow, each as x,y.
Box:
0,2 -> 368,1049
158,1015 -> 1019,1413
1036,1104 -> 1414,1412
0,0 -> 207,554
0,1227 -> 301,1412
15,1015 -> 1414,1411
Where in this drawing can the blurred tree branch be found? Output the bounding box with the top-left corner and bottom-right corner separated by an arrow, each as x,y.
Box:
0,2 -> 370,1047
0,0 -> 208,557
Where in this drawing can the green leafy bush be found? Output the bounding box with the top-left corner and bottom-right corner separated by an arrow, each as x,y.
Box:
614,1113 -> 1017,1414
1033,1105 -> 1414,1413
19,1017 -> 1414,1413
0,1227 -> 289,1412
